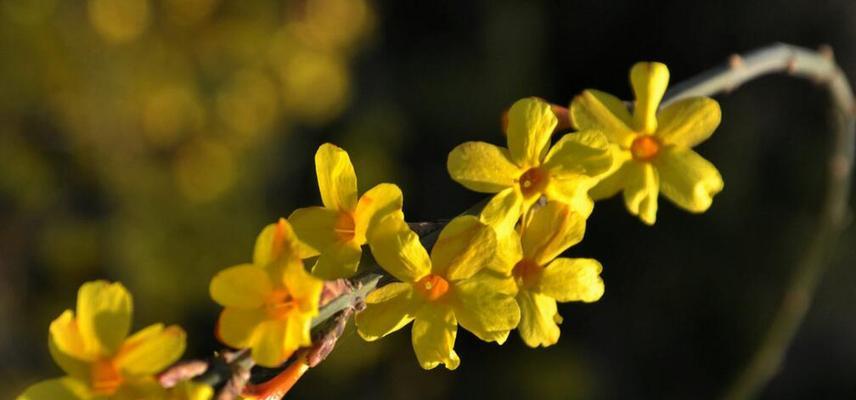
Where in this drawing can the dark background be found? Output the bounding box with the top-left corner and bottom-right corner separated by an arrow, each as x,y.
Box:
2,0 -> 855,399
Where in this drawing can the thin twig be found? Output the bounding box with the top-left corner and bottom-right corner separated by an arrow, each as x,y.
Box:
663,43 -> 854,400
311,273 -> 381,329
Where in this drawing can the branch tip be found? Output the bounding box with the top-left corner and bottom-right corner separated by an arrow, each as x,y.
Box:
728,54 -> 744,69
818,44 -> 834,61
785,56 -> 799,75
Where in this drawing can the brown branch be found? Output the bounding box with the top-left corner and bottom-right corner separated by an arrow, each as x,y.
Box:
661,43 -> 854,400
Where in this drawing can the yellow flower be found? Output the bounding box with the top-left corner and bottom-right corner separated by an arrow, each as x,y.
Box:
501,202 -> 604,347
166,381 -> 214,400
210,219 -> 324,368
289,143 -> 405,279
355,215 -> 520,370
18,281 -> 191,400
447,97 -> 613,235
570,62 -> 724,224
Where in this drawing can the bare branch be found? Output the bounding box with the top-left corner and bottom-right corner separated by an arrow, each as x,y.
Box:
662,43 -> 854,400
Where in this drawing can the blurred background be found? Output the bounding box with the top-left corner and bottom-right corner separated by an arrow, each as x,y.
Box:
1,0 -> 855,398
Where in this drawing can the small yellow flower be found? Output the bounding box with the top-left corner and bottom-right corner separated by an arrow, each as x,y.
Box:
447,97 -> 613,235
166,381 -> 214,400
500,202 -> 604,347
210,219 -> 324,368
570,62 -> 724,224
18,281 -> 191,400
355,215 -> 520,370
289,143 -> 405,279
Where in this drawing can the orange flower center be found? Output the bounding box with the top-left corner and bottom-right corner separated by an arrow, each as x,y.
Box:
334,211 -> 356,242
630,135 -> 661,162
91,358 -> 122,395
264,289 -> 297,319
512,258 -> 542,289
415,274 -> 450,302
518,167 -> 549,197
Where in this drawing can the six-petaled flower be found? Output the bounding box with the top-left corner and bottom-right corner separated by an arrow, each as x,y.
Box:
289,143 -> 406,279
501,201 -> 605,347
448,97 -> 614,235
570,62 -> 724,224
355,215 -> 520,369
209,218 -> 324,368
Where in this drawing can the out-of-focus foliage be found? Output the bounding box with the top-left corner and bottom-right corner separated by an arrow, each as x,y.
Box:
0,0 -> 373,396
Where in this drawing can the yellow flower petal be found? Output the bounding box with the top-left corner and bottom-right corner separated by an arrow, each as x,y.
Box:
112,379 -> 165,400
630,62 -> 669,134
17,377 -> 91,400
569,89 -> 635,146
622,162 -> 659,225
451,273 -> 519,344
253,219 -> 303,268
216,307 -> 265,349
366,214 -> 431,282
447,141 -> 521,193
655,97 -> 722,148
411,304 -> 459,370
209,264 -> 272,309
589,151 -> 632,200
355,282 -> 417,341
167,381 -> 215,400
116,323 -> 186,376
250,319 -> 291,367
76,280 -> 132,357
310,240 -> 362,279
287,206 -> 340,256
315,143 -> 358,211
506,97 -> 557,168
655,147 -> 724,213
479,187 -> 524,237
48,311 -> 91,380
516,290 -> 561,348
521,202 -> 586,266
284,313 -> 313,349
355,183 -> 404,243
541,130 -> 613,217
487,228 -> 523,275
543,177 -> 595,218
281,258 -> 323,314
539,258 -> 604,302
430,215 -> 496,281
543,130 -> 613,178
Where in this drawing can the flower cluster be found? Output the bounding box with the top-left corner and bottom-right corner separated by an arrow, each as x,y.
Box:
20,61 -> 723,397
209,218 -> 324,368
354,62 -> 722,368
570,62 -> 723,224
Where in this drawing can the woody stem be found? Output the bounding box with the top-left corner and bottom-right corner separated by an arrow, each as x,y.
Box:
666,43 -> 854,400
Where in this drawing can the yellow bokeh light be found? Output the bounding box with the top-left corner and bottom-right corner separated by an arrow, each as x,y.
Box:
291,0 -> 374,51
162,0 -> 220,27
88,0 -> 150,43
142,85 -> 206,149
216,68 -> 280,144
173,138 -> 236,203
278,49 -> 350,123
